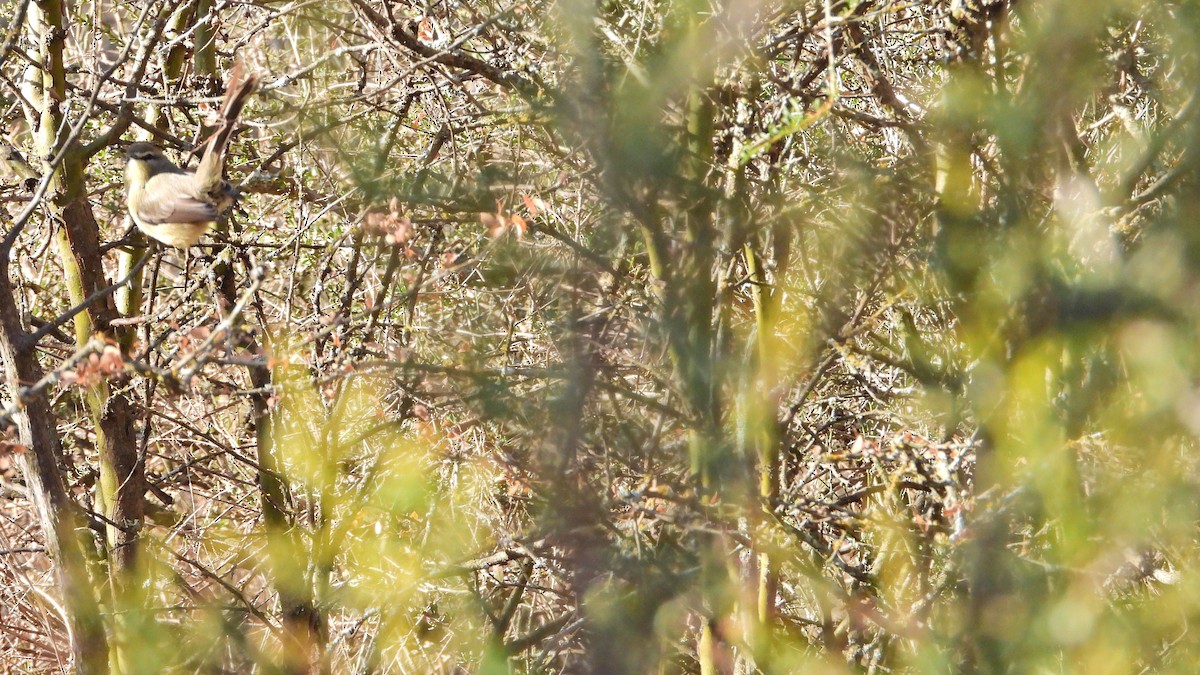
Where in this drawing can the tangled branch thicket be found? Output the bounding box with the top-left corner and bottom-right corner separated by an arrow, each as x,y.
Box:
3,0 -> 1200,672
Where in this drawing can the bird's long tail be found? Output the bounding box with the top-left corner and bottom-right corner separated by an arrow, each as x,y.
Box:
195,63 -> 260,197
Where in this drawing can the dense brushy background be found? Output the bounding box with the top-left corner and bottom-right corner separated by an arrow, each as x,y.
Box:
3,0 -> 1200,672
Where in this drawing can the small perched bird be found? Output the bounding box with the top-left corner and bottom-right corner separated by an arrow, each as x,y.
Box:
124,65 -> 259,248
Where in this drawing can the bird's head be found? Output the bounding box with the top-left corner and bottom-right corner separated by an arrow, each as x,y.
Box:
124,142 -> 182,189
125,142 -> 166,163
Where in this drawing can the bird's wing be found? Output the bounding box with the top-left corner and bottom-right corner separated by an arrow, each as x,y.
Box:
135,173 -> 219,224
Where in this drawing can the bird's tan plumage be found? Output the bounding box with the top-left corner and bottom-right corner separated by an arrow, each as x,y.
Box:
125,65 -> 259,248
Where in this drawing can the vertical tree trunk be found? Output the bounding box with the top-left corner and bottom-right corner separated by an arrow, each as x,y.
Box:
27,4 -> 141,672
32,0 -> 143,578
0,248 -> 109,672
192,27 -> 322,663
